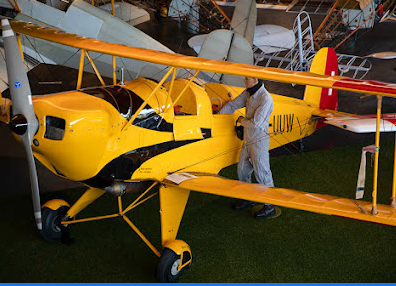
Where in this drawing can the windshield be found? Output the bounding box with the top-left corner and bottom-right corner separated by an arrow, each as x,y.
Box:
83,86 -> 171,132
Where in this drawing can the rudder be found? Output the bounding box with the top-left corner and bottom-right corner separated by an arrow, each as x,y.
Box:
303,47 -> 338,111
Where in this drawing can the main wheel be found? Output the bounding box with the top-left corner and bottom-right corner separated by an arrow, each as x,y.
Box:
41,205 -> 70,243
157,248 -> 187,283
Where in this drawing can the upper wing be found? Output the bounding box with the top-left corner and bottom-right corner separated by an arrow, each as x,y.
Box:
5,20 -> 396,98
162,172 -> 396,227
313,109 -> 396,133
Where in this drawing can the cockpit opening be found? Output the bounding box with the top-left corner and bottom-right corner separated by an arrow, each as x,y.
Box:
83,85 -> 172,132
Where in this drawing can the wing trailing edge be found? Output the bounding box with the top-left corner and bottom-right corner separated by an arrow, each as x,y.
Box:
162,173 -> 396,227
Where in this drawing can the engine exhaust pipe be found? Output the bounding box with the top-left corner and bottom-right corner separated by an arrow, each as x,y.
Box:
104,181 -> 156,196
104,182 -> 126,196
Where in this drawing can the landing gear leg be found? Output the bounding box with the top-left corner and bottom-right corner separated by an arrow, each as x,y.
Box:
158,185 -> 192,282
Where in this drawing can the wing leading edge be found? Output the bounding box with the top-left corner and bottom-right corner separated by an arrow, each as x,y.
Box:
163,173 -> 396,227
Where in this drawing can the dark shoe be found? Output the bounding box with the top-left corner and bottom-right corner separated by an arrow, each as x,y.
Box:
232,200 -> 255,211
254,204 -> 276,219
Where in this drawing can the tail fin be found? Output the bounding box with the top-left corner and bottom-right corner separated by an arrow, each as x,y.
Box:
230,0 -> 256,46
304,47 -> 339,111
198,29 -> 253,88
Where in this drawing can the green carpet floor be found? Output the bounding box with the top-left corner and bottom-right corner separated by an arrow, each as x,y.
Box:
1,141 -> 396,282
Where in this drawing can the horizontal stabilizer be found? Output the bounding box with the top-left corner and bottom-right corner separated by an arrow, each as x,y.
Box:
314,109 -> 396,133
163,173 -> 396,227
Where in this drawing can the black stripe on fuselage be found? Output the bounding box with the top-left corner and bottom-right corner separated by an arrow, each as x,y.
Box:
82,139 -> 202,189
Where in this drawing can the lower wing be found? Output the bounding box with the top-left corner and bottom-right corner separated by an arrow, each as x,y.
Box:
313,109 -> 396,133
162,172 -> 396,226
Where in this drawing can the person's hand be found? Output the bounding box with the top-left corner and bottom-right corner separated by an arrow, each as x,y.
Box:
237,116 -> 243,124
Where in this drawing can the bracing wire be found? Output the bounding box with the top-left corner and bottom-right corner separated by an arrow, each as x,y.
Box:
158,69 -> 356,193
22,36 -> 61,94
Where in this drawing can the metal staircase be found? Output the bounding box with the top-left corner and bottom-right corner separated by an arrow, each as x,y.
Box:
253,11 -> 314,72
254,11 -> 372,79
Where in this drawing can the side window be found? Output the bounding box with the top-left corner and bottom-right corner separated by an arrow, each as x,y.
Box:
203,83 -> 237,115
171,90 -> 197,116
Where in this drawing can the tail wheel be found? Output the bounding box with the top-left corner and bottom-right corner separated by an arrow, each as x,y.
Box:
41,205 -> 70,243
157,248 -> 191,283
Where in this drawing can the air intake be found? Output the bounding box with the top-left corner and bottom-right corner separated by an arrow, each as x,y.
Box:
45,116 -> 65,140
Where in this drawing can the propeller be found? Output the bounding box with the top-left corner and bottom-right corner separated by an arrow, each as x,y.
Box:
2,19 -> 42,230
365,51 -> 396,59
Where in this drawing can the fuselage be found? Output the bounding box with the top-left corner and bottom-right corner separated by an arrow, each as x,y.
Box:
2,78 -> 317,189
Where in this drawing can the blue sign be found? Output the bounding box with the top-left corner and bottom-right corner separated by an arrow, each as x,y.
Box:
14,81 -> 21,88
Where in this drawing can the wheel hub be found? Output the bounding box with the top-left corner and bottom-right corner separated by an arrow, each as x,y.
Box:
170,258 -> 181,276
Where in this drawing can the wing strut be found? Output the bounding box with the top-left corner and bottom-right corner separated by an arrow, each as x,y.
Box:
76,49 -> 85,90
167,70 -> 200,111
371,95 -> 382,215
392,129 -> 396,207
122,67 -> 175,131
76,49 -> 106,89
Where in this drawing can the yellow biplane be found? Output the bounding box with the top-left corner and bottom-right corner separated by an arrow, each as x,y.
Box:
2,19 -> 396,282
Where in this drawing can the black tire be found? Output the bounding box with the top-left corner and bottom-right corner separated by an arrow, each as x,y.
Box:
41,206 -> 69,243
157,248 -> 185,283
